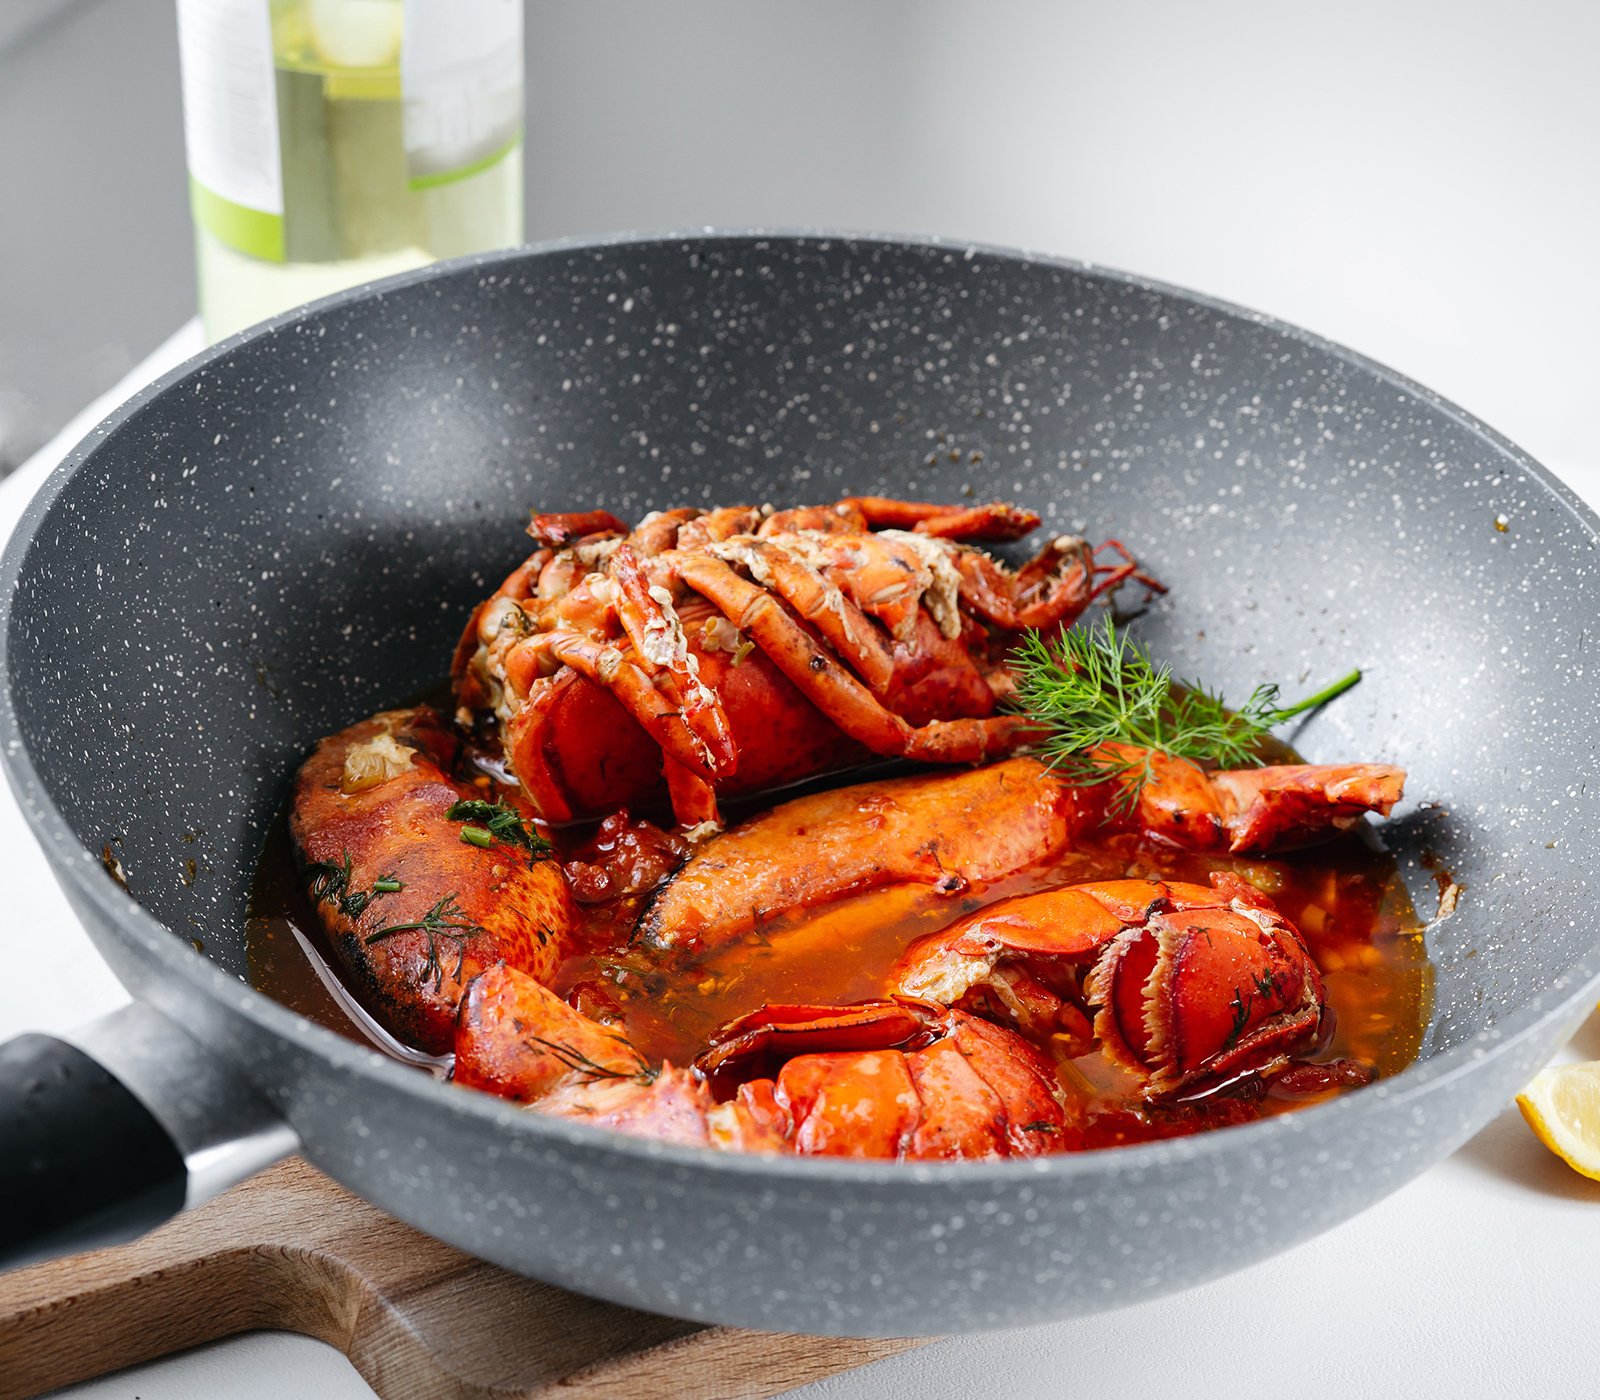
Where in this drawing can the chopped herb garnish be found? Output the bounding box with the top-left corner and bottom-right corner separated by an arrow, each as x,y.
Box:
301,851 -> 353,906
365,892 -> 485,992
1012,620 -> 1361,808
302,852 -> 403,919
522,1033 -> 654,1084
445,796 -> 553,866
1224,971 -> 1282,1050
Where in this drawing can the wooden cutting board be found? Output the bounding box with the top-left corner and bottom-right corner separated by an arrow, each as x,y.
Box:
0,1158 -> 930,1400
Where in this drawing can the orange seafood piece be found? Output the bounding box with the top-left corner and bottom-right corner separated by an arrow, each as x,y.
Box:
893,874 -> 1326,1095
639,753 -> 1405,955
453,497 -> 1156,829
455,967 -> 1069,1161
289,707 -> 575,1054
457,963 -> 718,1148
694,1000 -> 1067,1160
637,757 -> 1083,954
534,1066 -> 717,1148
455,961 -> 647,1102
779,1051 -> 922,1157
1097,743 -> 1406,854
1208,762 -> 1407,852
694,1002 -> 930,1099
504,611 -> 871,823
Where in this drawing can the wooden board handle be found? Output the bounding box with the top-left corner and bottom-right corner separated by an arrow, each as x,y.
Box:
0,1158 -> 928,1399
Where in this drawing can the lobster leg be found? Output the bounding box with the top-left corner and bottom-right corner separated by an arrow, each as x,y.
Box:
762,530 -> 938,643
609,542 -> 738,776
675,506 -> 764,551
841,497 -> 1042,542
710,538 -> 896,693
669,551 -> 1029,765
954,536 -> 1095,631
1090,538 -> 1167,598
954,535 -> 1165,634
622,506 -> 705,557
527,510 -> 628,548
539,630 -> 726,781
663,753 -> 724,835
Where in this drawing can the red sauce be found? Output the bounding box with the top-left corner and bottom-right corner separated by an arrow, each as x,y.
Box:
248,725 -> 1430,1147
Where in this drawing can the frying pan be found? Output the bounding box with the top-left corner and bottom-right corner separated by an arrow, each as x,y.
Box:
2,232 -> 1598,1336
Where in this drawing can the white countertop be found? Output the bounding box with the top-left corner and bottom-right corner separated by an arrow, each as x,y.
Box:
5,321 -> 1599,1400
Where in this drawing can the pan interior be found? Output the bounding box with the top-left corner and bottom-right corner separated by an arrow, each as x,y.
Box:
7,234 -> 1598,1071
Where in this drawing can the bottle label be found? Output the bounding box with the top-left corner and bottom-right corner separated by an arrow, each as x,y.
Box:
401,0 -> 523,189
176,0 -> 286,262
177,1 -> 523,263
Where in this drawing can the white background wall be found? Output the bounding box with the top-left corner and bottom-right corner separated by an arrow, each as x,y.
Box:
522,0 -> 1600,477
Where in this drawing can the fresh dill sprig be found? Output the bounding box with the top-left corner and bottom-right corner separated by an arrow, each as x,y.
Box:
365,892 -> 486,992
522,1033 -> 655,1085
1011,620 -> 1361,807
301,850 -> 402,920
302,851 -> 353,906
445,797 -> 554,867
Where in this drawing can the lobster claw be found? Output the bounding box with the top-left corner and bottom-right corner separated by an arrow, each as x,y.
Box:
693,1000 -> 1068,1160
891,874 -> 1328,1099
693,1000 -> 928,1100
1102,744 -> 1407,854
1085,882 -> 1325,1093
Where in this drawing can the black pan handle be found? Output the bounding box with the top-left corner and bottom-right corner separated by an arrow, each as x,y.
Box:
0,1033 -> 185,1268
0,1004 -> 300,1272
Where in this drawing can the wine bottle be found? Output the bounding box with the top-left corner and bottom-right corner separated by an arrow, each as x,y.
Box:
176,0 -> 524,343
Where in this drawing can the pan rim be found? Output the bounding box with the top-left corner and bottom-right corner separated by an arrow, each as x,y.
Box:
3,225 -> 1598,1185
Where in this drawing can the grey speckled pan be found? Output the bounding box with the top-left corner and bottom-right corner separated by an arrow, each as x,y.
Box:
3,232 -> 1598,1333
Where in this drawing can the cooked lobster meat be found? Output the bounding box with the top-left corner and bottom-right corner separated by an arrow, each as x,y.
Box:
890,874 -> 1326,1095
452,497 -> 1161,830
289,707 -> 575,1054
455,963 -> 1067,1160
638,753 -> 1405,955
635,757 -> 1084,955
288,708 -> 1403,1109
1101,743 -> 1406,853
279,489 -> 1411,1161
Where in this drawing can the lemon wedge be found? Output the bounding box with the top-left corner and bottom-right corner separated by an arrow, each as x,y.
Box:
1516,1061 -> 1600,1182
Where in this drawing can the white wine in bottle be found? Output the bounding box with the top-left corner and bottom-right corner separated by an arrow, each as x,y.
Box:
177,0 -> 524,343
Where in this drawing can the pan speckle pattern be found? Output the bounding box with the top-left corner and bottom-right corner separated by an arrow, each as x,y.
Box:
3,233 -> 1598,1334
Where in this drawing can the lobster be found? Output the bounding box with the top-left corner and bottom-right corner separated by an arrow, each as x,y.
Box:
289,707 -> 576,1054
888,874 -> 1328,1096
288,704 -> 1401,1087
452,497 -> 1162,831
453,862 -> 1343,1160
639,754 -> 1405,955
455,961 -> 1067,1159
